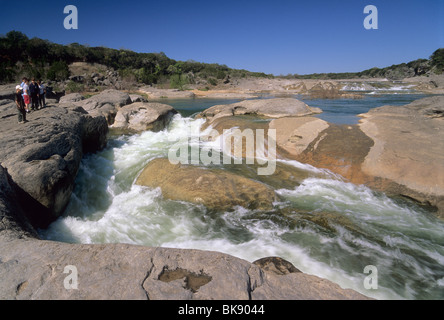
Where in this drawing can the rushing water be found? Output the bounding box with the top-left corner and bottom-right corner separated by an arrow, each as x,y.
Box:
40,94 -> 444,300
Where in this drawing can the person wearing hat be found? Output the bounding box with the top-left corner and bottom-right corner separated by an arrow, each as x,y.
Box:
15,85 -> 27,124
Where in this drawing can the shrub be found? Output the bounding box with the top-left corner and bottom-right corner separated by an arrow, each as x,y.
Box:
47,61 -> 70,81
169,74 -> 188,90
65,80 -> 84,93
207,77 -> 217,86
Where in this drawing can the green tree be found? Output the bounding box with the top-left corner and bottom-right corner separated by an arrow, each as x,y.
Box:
170,74 -> 188,90
430,48 -> 444,74
47,61 -> 70,81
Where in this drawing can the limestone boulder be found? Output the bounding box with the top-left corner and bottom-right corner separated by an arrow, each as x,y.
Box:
198,98 -> 322,124
0,105 -> 108,227
59,92 -> 85,104
139,87 -> 195,99
0,239 -> 370,300
359,96 -> 444,215
136,158 -> 276,210
269,117 -> 330,158
75,89 -> 132,124
0,165 -> 38,240
112,102 -> 178,133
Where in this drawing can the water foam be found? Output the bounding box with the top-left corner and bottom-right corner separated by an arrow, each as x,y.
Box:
40,114 -> 444,300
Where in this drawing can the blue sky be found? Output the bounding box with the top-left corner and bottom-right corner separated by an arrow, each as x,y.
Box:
0,0 -> 443,75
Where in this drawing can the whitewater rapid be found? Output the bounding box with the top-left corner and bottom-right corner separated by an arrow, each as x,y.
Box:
40,114 -> 444,300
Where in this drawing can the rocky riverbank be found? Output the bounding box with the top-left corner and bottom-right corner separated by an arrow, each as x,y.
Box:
197,96 -> 444,217
0,89 -> 370,300
27,61 -> 443,101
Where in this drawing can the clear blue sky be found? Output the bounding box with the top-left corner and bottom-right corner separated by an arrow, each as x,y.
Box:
0,0 -> 443,75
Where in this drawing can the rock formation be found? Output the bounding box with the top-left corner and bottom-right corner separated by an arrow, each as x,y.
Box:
112,102 -> 178,133
70,89 -> 132,124
0,103 -> 108,227
197,98 -> 322,124
267,96 -> 444,217
0,88 -> 371,300
358,96 -> 444,215
135,158 -> 276,210
139,87 -> 196,99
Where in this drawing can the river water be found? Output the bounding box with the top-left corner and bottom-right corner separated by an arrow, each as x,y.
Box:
40,93 -> 444,300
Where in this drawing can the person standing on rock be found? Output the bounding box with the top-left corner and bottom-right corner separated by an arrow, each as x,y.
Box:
15,85 -> 27,124
20,77 -> 26,96
29,78 -> 40,111
22,78 -> 31,113
38,79 -> 46,109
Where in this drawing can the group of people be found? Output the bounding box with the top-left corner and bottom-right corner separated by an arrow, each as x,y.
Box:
14,77 -> 46,124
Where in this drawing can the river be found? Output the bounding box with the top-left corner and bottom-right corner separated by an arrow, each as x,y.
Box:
39,93 -> 444,300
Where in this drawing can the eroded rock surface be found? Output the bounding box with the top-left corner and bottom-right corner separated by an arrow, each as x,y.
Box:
0,103 -> 108,227
71,89 -> 132,124
198,98 -> 322,124
112,102 -> 178,133
136,158 -> 276,210
359,96 -> 444,215
0,89 -> 372,300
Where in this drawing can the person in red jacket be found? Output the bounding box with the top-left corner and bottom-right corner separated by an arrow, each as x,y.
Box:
22,78 -> 31,113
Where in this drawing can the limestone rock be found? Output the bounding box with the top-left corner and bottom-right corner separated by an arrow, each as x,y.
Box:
0,84 -> 17,101
0,165 -> 38,240
269,117 -> 330,157
250,270 -> 368,300
129,94 -> 147,103
359,96 -> 444,215
75,89 -> 132,124
0,101 -> 371,300
253,257 -> 302,275
139,87 -> 196,99
198,98 -> 322,124
0,105 -> 108,227
59,92 -> 85,104
136,158 -> 276,210
0,239 -> 371,300
112,102 -> 178,133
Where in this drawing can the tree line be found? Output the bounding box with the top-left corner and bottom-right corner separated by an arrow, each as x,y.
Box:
283,49 -> 444,80
1,31 -> 443,84
0,31 -> 271,85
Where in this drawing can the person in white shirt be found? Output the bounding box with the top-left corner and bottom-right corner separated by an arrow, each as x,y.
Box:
38,80 -> 46,109
22,78 -> 30,113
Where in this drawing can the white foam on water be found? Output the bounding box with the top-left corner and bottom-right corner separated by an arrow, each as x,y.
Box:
341,82 -> 416,94
276,177 -> 444,298
40,114 -> 444,300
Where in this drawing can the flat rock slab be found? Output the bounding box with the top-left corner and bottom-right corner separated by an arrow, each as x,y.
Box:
139,87 -> 196,99
64,89 -> 132,124
198,98 -> 322,124
0,238 -> 370,300
359,96 -> 444,215
136,158 -> 276,210
269,117 -> 330,157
